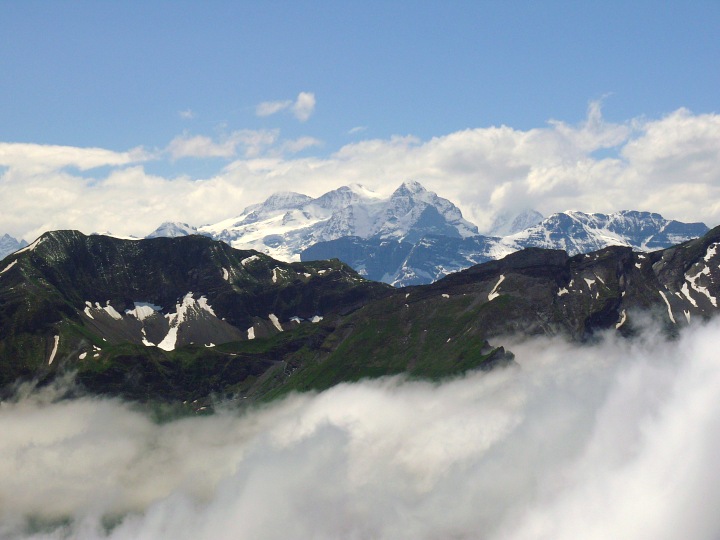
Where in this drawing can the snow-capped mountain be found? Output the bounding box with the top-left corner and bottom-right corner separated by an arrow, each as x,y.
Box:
501,210 -> 709,255
487,209 -> 544,237
197,181 -> 478,261
391,209 -> 706,285
143,183 -> 709,287
0,234 -> 28,261
302,234 -> 504,286
146,222 -> 200,239
302,210 -> 709,286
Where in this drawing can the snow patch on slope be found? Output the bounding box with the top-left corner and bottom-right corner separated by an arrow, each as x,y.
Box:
0,260 -> 17,275
84,301 -> 125,321
686,265 -> 718,307
157,293 -> 218,351
14,237 -> 43,255
488,275 -> 505,301
48,335 -> 59,365
126,302 -> 162,321
103,302 -> 123,321
658,290 -> 676,324
241,255 -> 260,266
268,314 -> 283,332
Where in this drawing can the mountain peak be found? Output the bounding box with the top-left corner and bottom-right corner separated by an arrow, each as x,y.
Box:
260,191 -> 312,210
0,233 -> 28,261
392,180 -> 427,197
487,209 -> 544,237
505,209 -> 709,255
313,184 -> 378,210
146,222 -> 198,239
347,183 -> 381,199
199,180 -> 479,261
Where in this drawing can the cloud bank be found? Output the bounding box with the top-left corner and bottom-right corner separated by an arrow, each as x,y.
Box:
3,319 -> 720,539
1,104 -> 719,240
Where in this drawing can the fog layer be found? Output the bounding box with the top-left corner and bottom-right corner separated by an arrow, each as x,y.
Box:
3,320 -> 720,539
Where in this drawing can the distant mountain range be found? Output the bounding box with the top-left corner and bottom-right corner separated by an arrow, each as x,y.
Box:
1,182 -> 709,289
141,181 -> 709,286
304,209 -> 709,286
189,180 -> 478,262
487,208 -> 544,236
2,226 -> 720,405
145,221 -> 198,238
0,234 -> 27,261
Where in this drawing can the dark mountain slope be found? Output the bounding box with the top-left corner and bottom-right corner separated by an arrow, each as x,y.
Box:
276,226 -> 720,395
0,231 -> 389,399
1,227 -> 719,405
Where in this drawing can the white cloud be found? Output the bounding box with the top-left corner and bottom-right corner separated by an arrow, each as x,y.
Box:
167,134 -> 237,159
0,142 -> 148,174
179,109 -> 195,120
2,104 -> 720,240
166,130 -> 279,160
256,92 -> 316,122
256,99 -> 293,117
0,165 -> 248,241
3,320 -> 720,539
349,125 -> 368,134
292,91 -> 316,122
280,136 -> 322,154
218,103 -> 720,231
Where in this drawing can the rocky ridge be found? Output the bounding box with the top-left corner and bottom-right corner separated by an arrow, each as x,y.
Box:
1,227 -> 720,405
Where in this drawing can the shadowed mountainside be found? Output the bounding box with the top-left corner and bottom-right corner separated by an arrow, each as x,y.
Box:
1,226 -> 719,405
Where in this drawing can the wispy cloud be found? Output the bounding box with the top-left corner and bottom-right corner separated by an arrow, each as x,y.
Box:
167,134 -> 237,159
179,109 -> 196,120
166,130 -> 279,160
256,99 -> 293,117
0,142 -> 148,174
256,92 -> 316,122
349,126 -> 368,135
281,136 -> 322,154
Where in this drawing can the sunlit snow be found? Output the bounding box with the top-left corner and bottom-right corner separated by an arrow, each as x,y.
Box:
268,313 -> 283,332
241,255 -> 260,266
488,275 -> 505,301
615,309 -> 627,329
658,290 -> 676,324
157,293 -> 218,351
0,260 -> 17,276
125,302 -> 162,321
13,237 -> 43,255
48,336 -> 59,365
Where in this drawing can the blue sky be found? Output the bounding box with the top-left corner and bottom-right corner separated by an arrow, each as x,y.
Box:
1,1 -> 719,239
3,1 -> 717,150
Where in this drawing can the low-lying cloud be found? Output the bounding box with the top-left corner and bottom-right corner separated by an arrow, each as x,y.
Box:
3,319 -> 720,539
